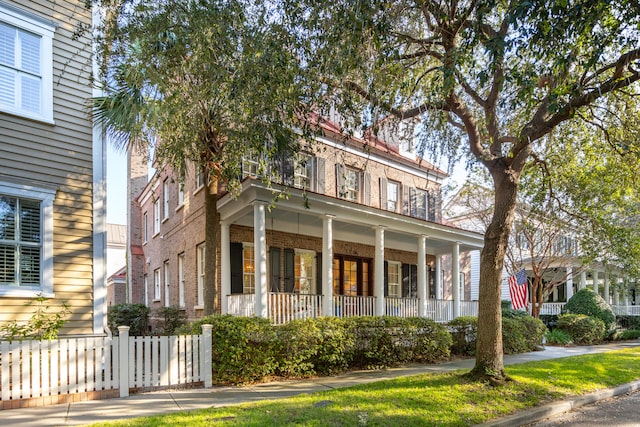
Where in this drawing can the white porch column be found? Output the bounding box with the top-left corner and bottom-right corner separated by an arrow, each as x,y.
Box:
614,281 -> 620,305
220,221 -> 230,314
592,271 -> 599,295
603,271 -> 610,304
322,215 -> 334,316
622,277 -> 629,306
565,266 -> 573,301
374,226 -> 385,317
254,202 -> 268,318
580,270 -> 587,290
452,242 -> 460,319
417,235 -> 427,318
435,255 -> 442,299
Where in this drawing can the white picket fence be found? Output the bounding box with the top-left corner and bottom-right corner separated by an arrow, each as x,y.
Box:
0,325 -> 212,407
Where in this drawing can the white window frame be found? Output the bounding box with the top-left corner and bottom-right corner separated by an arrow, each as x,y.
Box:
178,253 -> 185,308
410,188 -> 427,220
177,182 -> 184,209
143,212 -> 148,243
344,167 -> 361,202
294,249 -> 316,294
196,169 -> 205,190
387,261 -> 401,298
162,180 -> 169,220
387,181 -> 399,212
153,268 -> 161,301
144,274 -> 148,306
163,260 -> 170,307
196,243 -> 205,308
0,4 -> 55,123
242,156 -> 260,178
242,243 -> 255,294
153,199 -> 160,236
293,154 -> 313,190
0,181 -> 55,298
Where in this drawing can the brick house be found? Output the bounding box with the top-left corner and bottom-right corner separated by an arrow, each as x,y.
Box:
129,118 -> 484,325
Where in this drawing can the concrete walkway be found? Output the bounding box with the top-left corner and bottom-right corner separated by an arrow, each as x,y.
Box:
4,341 -> 640,427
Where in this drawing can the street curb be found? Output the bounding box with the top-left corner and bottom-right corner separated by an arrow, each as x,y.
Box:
474,380 -> 640,427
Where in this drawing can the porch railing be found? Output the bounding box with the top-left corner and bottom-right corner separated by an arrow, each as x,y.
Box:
538,302 -> 564,315
333,295 -> 375,317
385,297 -> 418,317
612,305 -> 640,316
268,293 -> 323,325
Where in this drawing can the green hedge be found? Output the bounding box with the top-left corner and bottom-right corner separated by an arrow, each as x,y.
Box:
108,303 -> 150,336
562,288 -> 616,331
448,314 -> 546,356
448,316 -> 478,356
556,313 -> 606,345
180,315 -> 451,384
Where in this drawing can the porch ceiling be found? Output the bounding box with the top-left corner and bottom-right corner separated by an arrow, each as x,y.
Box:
218,180 -> 484,255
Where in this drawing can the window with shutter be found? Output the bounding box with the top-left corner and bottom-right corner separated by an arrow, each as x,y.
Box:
0,5 -> 54,122
0,182 -> 54,297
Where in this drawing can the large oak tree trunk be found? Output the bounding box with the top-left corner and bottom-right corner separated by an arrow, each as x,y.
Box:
204,181 -> 218,316
471,167 -> 520,381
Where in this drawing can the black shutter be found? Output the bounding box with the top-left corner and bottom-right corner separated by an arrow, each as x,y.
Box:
402,185 -> 410,215
316,252 -> 322,294
315,157 -> 326,194
384,261 -> 389,297
269,247 -> 281,292
402,263 -> 410,297
282,157 -> 294,186
284,248 -> 295,293
428,191 -> 436,221
363,172 -> 371,205
336,164 -> 345,198
230,242 -> 244,294
410,265 -> 418,298
380,178 -> 388,210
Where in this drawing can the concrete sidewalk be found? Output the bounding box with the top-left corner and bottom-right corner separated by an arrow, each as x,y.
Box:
4,341 -> 640,427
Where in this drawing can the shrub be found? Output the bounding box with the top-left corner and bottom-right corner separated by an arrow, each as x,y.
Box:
448,316 -> 478,356
502,315 -> 547,354
404,317 -> 452,363
562,288 -> 616,331
188,315 -> 278,384
273,319 -> 323,378
616,316 -> 640,330
108,303 -> 150,336
556,313 -> 606,345
545,329 -> 573,345
617,329 -> 640,340
312,317 -> 354,376
152,306 -> 187,335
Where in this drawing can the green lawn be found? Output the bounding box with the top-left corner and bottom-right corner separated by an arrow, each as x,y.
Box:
90,347 -> 640,427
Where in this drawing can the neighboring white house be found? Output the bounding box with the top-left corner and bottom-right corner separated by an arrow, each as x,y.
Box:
444,182 -> 637,313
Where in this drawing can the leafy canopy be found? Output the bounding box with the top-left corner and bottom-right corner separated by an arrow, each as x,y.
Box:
94,0 -> 312,188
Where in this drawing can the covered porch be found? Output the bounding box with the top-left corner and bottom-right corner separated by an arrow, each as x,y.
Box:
218,180 -> 484,324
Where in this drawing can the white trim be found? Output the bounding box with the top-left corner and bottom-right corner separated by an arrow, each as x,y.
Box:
0,180 -> 56,298
92,2 -> 107,332
316,134 -> 447,182
0,3 -> 55,124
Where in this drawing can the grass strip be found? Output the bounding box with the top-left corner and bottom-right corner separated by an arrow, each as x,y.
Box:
89,347 -> 640,427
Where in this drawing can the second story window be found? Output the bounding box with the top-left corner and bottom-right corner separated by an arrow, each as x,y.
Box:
410,188 -> 427,220
196,169 -> 205,189
242,155 -> 260,178
153,199 -> 160,235
387,181 -> 399,212
162,180 -> 169,220
143,212 -> 148,242
0,6 -> 55,123
177,182 -> 184,207
344,168 -> 360,202
293,154 -> 313,190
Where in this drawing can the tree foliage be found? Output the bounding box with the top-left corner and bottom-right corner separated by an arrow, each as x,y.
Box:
280,0 -> 640,380
94,0 -> 310,189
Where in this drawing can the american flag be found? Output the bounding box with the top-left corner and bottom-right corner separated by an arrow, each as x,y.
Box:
508,269 -> 528,310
